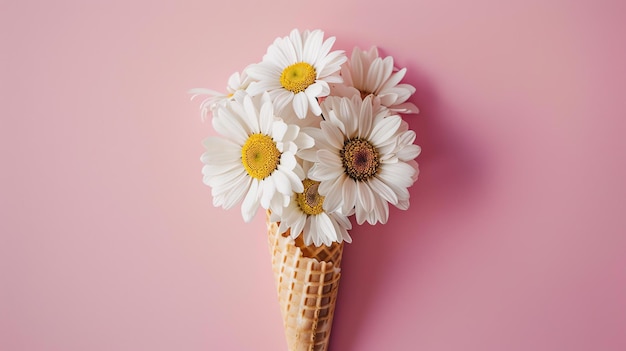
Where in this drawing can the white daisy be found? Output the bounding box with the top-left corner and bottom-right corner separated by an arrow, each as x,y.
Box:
246,29 -> 347,119
201,93 -> 314,222
331,46 -> 419,114
190,69 -> 251,120
270,162 -> 352,247
302,95 -> 421,225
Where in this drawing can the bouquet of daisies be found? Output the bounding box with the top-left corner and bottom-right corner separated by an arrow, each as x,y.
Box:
192,29 -> 420,351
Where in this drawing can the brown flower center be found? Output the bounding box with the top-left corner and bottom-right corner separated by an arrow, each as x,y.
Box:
340,137 -> 380,181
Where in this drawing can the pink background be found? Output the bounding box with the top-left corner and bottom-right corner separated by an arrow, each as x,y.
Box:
2,0 -> 625,350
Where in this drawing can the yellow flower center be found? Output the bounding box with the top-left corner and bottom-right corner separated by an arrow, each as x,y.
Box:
280,62 -> 317,93
341,137 -> 380,181
296,179 -> 325,215
241,133 -> 281,180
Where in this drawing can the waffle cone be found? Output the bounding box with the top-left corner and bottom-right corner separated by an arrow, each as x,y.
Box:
267,212 -> 344,351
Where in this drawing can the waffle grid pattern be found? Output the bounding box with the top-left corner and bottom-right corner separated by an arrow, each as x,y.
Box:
267,214 -> 344,351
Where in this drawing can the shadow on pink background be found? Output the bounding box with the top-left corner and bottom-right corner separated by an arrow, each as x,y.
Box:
2,1 -> 625,350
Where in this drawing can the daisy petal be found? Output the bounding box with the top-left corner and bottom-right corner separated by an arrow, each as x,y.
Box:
293,92 -> 308,119
241,180 -> 260,222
